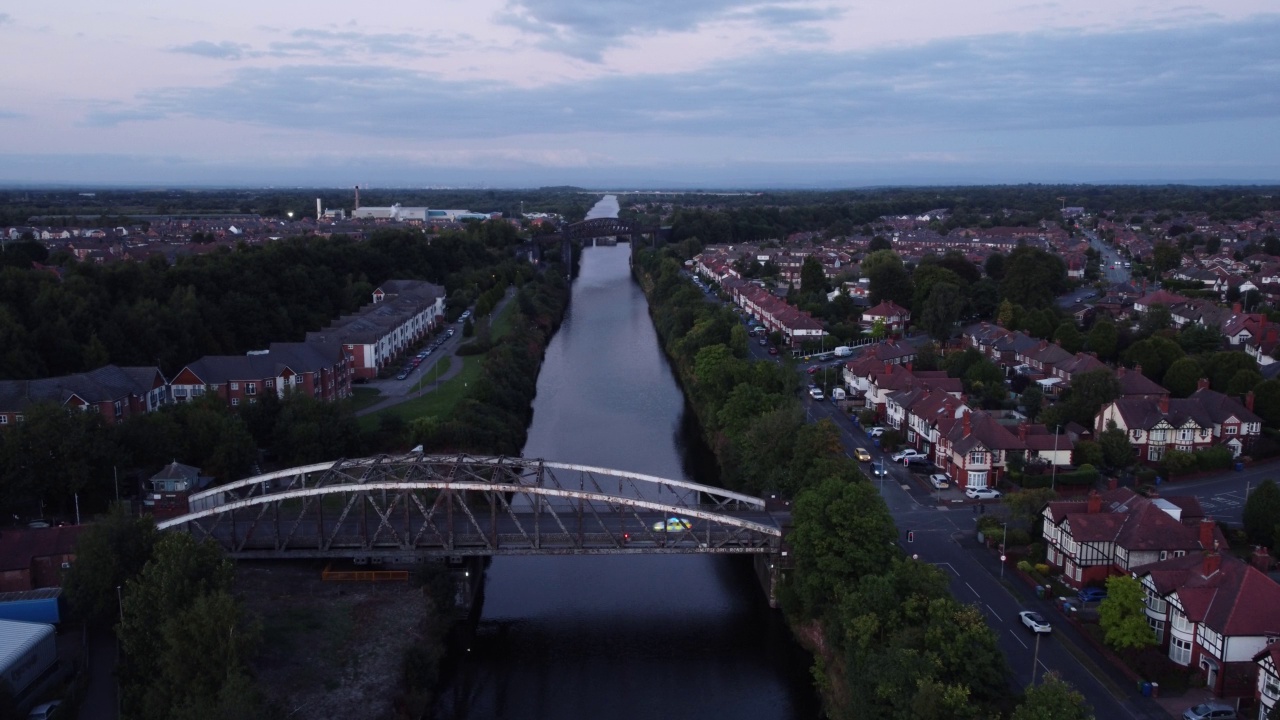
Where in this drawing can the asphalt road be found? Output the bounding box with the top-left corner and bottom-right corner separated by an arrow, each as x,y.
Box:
803,396 -> 1169,719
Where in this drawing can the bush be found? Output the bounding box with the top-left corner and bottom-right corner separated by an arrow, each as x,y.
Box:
1195,446 -> 1234,471
1034,563 -> 1051,576
1028,541 -> 1046,563
858,409 -> 878,426
1017,560 -> 1034,573
880,429 -> 902,452
1007,528 -> 1032,547
1136,467 -> 1158,485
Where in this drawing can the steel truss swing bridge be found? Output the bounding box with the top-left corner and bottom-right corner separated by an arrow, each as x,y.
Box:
157,454 -> 786,564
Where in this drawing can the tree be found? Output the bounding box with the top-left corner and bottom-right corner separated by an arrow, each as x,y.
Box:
1000,246 -> 1068,309
800,256 -> 827,295
1203,351 -> 1259,392
862,250 -> 913,309
1098,425 -> 1136,470
1177,323 -> 1223,355
1123,336 -> 1185,383
984,252 -> 1006,281
62,505 -> 157,627
1162,357 -> 1204,398
1151,242 -> 1182,273
911,265 -> 963,316
1227,368 -> 1263,397
867,236 -> 892,252
1253,379 -> 1280,427
919,282 -> 965,341
998,299 -> 1018,329
1087,317 -> 1118,361
785,476 -> 899,618
1243,479 -> 1280,548
1099,575 -> 1157,651
1058,369 -> 1121,427
1137,303 -> 1172,338
1072,439 -> 1103,468
1021,385 -> 1044,423
1054,322 -> 1083,354
1012,672 -> 1095,720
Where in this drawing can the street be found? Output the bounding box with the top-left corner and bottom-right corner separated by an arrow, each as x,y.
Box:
805,396 -> 1170,719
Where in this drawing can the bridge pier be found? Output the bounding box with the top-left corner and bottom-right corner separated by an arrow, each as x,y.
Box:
448,556 -> 485,612
754,553 -> 784,608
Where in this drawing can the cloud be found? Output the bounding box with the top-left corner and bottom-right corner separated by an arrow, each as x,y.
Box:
92,14 -> 1280,146
0,13 -> 11,25
497,0 -> 838,61
170,40 -> 252,60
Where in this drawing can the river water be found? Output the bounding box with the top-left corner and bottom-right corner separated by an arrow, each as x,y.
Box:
434,196 -> 818,720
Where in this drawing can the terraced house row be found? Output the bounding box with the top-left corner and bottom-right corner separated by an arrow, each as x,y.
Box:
0,280 -> 445,424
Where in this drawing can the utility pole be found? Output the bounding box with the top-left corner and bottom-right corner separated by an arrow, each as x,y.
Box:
1031,631 -> 1042,687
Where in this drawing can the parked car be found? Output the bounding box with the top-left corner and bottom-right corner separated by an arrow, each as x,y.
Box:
903,455 -> 931,467
758,338 -> 768,346
1077,587 -> 1108,603
966,487 -> 1002,500
866,426 -> 886,438
890,449 -> 922,462
1018,610 -> 1051,634
928,473 -> 949,489
28,701 -> 62,720
768,347 -> 778,355
1181,703 -> 1238,720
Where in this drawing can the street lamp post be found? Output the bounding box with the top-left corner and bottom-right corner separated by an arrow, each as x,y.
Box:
1031,631 -> 1042,687
1000,522 -> 1008,579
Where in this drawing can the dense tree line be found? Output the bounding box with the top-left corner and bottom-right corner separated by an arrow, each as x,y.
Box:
0,222 -> 532,379
635,247 -> 1085,719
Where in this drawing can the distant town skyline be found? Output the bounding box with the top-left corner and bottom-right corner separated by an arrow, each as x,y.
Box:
2,1 -> 1278,187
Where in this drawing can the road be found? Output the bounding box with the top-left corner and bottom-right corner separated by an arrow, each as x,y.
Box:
1147,462 -> 1280,526
803,396 -> 1169,719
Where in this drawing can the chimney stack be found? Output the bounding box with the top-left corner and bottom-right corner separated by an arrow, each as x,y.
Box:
1233,302 -> 1242,314
1252,546 -> 1274,572
1247,390 -> 1255,412
1107,476 -> 1118,491
1018,422 -> 1028,441
1087,490 -> 1101,514
962,410 -> 971,437
1199,517 -> 1214,549
1159,395 -> 1169,414
1203,551 -> 1222,576
906,362 -> 913,372
1134,364 -> 1143,376
1197,377 -> 1210,391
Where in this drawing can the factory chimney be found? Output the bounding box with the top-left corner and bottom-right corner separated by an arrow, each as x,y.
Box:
316,198 -> 322,219
355,185 -> 360,210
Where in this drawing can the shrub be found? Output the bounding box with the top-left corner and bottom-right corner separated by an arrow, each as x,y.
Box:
1034,563 -> 1051,576
1194,446 -> 1233,471
1017,560 -> 1034,573
1136,467 -> 1158,485
880,429 -> 902,452
1028,541 -> 1046,563
1007,528 -> 1032,547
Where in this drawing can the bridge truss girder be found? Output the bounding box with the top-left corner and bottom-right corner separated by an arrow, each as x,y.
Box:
160,455 -> 781,561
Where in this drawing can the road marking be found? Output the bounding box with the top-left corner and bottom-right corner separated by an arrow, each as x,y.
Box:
1008,630 -> 1028,649
931,562 -> 959,577
986,605 -> 1002,622
965,581 -> 979,596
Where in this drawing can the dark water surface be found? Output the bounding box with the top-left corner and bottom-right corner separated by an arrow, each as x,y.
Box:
434,197 -> 818,720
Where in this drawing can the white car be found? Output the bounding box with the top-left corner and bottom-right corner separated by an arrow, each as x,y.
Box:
866,426 -> 886,438
1019,611 -> 1051,634
27,702 -> 62,720
928,474 -> 950,490
966,487 -> 1002,500
808,388 -> 824,400
890,449 -> 921,462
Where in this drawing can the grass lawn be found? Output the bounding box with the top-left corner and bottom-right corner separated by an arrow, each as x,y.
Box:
489,292 -> 516,340
357,355 -> 482,432
346,386 -> 384,414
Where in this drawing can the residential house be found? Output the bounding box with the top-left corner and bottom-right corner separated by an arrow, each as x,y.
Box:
1041,488 -> 1216,588
1096,380 -> 1262,462
1135,550 -> 1280,696
860,301 -> 911,335
169,339 -> 352,409
0,365 -> 169,427
1256,641 -> 1280,719
331,280 -> 446,379
943,410 -> 1023,491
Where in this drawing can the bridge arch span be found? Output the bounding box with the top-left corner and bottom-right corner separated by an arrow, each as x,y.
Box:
160,455 -> 784,560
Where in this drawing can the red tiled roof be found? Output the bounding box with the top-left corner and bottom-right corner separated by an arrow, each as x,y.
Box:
1141,553 -> 1280,637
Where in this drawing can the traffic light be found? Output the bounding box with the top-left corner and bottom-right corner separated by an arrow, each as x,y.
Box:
907,531 -> 914,543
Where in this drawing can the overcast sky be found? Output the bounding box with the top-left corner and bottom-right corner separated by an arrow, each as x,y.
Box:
1,1 -> 1278,188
